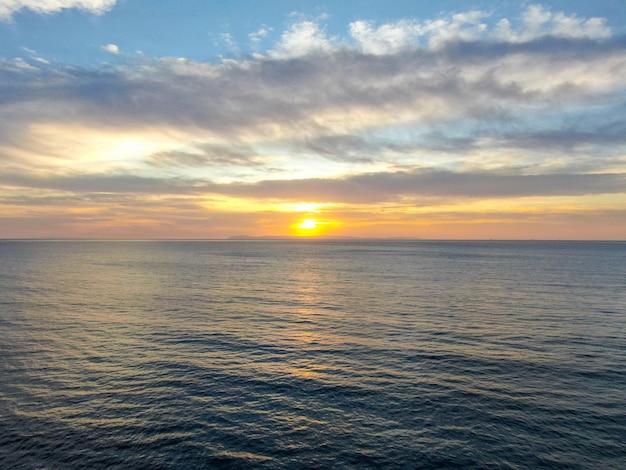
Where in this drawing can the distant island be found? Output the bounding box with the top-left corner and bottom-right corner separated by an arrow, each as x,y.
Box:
226,235 -> 363,240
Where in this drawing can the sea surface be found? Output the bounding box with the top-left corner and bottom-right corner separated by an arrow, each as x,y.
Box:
0,240 -> 625,469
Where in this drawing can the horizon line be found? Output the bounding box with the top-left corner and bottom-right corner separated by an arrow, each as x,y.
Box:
1,237 -> 624,242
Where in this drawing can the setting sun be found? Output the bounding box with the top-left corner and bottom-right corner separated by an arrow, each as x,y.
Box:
291,218 -> 329,237
298,219 -> 318,229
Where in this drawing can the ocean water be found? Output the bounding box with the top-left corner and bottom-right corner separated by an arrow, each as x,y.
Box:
0,240 -> 624,469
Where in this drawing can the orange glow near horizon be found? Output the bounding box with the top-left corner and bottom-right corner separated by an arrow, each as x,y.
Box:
2,188 -> 623,239
290,218 -> 336,237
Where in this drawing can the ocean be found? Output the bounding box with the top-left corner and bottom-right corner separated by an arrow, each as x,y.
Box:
0,240 -> 624,469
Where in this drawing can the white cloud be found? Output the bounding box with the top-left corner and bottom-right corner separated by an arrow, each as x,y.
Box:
522,4 -> 553,34
101,43 -> 119,55
349,11 -> 491,54
20,46 -> 50,64
269,21 -> 335,58
11,57 -> 38,70
493,4 -> 611,41
220,32 -> 237,50
350,4 -> 611,54
0,0 -> 117,20
430,11 -> 490,47
249,27 -> 271,45
349,19 -> 423,55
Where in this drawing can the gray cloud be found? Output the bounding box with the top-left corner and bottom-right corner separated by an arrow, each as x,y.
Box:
496,119 -> 626,152
2,169 -> 624,203
219,170 -> 626,203
0,172 -> 198,195
288,134 -> 399,163
149,143 -> 263,167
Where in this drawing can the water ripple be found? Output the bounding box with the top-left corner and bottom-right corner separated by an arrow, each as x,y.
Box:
0,240 -> 625,469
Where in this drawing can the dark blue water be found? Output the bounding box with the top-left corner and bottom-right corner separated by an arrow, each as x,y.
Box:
1,240 -> 625,469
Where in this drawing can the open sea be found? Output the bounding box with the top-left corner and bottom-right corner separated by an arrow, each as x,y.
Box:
0,240 -> 625,469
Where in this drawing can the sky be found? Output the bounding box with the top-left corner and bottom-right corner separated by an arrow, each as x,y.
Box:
1,0 -> 625,239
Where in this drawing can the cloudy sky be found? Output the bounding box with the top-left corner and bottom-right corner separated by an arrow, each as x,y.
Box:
1,0 -> 625,239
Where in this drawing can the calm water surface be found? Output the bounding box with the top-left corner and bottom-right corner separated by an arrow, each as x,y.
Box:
0,240 -> 625,468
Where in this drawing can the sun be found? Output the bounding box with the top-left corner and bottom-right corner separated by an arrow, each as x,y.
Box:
290,216 -> 338,237
298,219 -> 318,230
291,218 -> 325,236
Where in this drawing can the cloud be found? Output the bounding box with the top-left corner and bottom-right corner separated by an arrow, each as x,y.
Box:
149,142 -> 264,167
347,5 -> 610,55
7,57 -> 38,71
213,170 -> 626,204
101,44 -> 120,55
269,21 -> 335,58
287,134 -> 415,163
0,0 -> 117,20
0,4 -> 625,238
2,169 -> 623,204
510,4 -> 610,41
249,27 -> 271,45
1,11 -> 624,189
349,11 -> 491,54
218,32 -> 238,52
3,33 -> 624,145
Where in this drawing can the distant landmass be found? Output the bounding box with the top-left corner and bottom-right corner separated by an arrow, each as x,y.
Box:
227,235 -> 363,240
